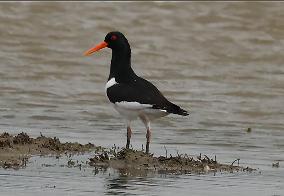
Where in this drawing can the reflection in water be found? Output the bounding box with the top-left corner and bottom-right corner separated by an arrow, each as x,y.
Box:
106,174 -> 130,195
105,169 -> 159,196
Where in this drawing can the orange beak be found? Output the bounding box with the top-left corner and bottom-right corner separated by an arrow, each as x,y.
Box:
84,41 -> 108,56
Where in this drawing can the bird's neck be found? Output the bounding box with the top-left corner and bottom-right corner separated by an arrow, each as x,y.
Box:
108,46 -> 136,82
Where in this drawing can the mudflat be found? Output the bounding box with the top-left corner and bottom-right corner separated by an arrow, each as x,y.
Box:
0,132 -> 95,169
0,132 -> 253,174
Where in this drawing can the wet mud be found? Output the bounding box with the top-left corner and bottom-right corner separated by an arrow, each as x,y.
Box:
89,148 -> 254,174
0,132 -> 254,174
0,132 -> 95,169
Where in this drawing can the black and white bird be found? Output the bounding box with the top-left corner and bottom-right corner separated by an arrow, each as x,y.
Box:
84,31 -> 189,153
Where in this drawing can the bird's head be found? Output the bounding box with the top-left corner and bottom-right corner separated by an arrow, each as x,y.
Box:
84,31 -> 130,56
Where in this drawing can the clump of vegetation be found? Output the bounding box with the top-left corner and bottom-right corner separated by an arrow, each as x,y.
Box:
89,148 -> 255,174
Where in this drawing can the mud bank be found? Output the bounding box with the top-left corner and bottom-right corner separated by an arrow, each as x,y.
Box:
1,132 -> 254,173
0,132 -> 95,169
89,148 -> 254,174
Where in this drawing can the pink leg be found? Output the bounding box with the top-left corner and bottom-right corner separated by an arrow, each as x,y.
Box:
146,127 -> 151,154
126,126 -> 132,149
139,115 -> 151,154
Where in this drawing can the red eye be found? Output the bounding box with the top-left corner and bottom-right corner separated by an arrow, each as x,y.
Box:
111,35 -> 117,41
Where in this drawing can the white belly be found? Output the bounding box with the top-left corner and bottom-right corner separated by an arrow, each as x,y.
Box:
105,77 -> 169,122
113,102 -> 169,121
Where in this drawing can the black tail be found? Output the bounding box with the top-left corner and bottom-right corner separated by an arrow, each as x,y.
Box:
166,103 -> 189,116
176,107 -> 189,116
152,102 -> 189,116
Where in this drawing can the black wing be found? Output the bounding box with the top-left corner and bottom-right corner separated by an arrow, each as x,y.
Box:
106,77 -> 189,116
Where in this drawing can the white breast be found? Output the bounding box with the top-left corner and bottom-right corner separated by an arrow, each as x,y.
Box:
105,77 -> 117,90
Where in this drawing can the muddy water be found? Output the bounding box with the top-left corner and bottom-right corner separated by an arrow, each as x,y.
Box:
0,2 -> 284,195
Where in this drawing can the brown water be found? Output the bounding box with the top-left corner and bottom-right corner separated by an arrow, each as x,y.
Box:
0,2 -> 284,196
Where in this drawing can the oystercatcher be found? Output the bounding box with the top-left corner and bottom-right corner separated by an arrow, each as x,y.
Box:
84,31 -> 189,153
